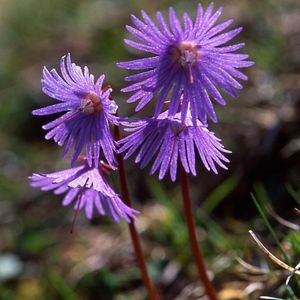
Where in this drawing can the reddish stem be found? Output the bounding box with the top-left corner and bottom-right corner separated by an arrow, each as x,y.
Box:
69,191 -> 83,234
179,164 -> 219,300
114,125 -> 160,300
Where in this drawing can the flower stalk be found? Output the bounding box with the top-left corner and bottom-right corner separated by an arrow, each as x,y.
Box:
114,125 -> 160,300
179,163 -> 219,300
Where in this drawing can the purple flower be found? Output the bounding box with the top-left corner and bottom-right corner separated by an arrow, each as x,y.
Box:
29,162 -> 139,222
33,53 -> 118,168
118,111 -> 230,182
117,3 -> 254,123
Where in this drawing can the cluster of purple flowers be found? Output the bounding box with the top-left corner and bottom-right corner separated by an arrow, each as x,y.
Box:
117,3 -> 253,179
30,54 -> 138,222
30,3 -> 253,223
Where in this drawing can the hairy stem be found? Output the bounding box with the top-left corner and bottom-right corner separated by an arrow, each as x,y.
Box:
114,125 -> 160,300
180,164 -> 219,300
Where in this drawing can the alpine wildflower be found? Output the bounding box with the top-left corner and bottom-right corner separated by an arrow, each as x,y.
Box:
33,53 -> 118,168
118,110 -> 230,182
29,161 -> 139,222
117,3 -> 254,123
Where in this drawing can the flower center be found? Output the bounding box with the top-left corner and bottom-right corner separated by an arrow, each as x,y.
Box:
170,117 -> 186,135
173,41 -> 201,67
172,41 -> 201,84
80,92 -> 103,115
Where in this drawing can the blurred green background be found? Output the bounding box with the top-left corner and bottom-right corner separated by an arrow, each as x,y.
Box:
0,0 -> 300,299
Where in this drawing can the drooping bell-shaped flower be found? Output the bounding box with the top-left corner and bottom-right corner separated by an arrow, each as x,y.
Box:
29,161 -> 139,222
118,110 -> 230,181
